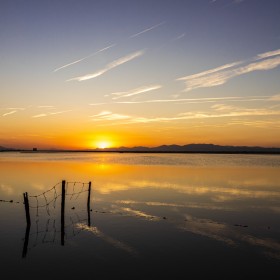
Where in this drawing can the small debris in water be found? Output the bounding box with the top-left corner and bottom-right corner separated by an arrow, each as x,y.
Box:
234,224 -> 248,228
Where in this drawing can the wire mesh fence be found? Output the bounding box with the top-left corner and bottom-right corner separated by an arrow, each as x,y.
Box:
22,180 -> 92,258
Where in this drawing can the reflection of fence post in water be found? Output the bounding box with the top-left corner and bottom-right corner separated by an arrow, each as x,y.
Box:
23,192 -> 31,226
22,192 -> 31,258
87,181 -> 92,227
22,223 -> 31,258
61,180 -> 66,246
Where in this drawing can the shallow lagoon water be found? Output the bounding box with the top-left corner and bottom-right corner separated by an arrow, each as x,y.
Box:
0,152 -> 280,279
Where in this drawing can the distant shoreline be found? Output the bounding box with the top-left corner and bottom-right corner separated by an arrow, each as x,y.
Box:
1,143 -> 280,154
1,150 -> 280,155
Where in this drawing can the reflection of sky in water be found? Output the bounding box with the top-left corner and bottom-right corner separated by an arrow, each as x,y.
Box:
76,223 -> 137,255
1,152 -> 280,167
0,153 -> 280,277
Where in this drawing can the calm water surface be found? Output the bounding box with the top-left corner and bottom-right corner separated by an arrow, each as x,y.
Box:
0,152 -> 280,279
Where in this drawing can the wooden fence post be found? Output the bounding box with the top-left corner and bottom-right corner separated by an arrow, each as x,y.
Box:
61,180 -> 66,246
23,192 -> 31,226
87,181 -> 91,227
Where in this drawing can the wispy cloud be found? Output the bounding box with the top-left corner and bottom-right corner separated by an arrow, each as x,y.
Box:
227,119 -> 280,129
49,110 -> 72,115
115,95 -> 272,105
6,107 -> 25,110
90,105 -> 280,125
32,110 -> 72,118
1,107 -> 26,117
179,61 -> 242,80
88,102 -> 107,106
2,110 -> 17,117
90,111 -> 130,121
178,107 -> 280,120
177,48 -> 280,92
256,49 -> 280,60
111,85 -> 162,100
37,105 -> 55,108
67,50 -> 144,82
88,112 -> 153,124
269,94 -> 280,101
32,114 -> 47,118
53,43 -> 116,72
237,56 -> 280,74
130,22 -> 165,38
173,33 -> 185,41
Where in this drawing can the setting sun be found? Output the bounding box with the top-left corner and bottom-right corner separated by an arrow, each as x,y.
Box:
89,133 -> 118,150
96,141 -> 111,149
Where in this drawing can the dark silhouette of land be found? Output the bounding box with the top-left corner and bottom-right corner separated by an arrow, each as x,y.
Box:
1,144 -> 280,154
105,144 -> 280,153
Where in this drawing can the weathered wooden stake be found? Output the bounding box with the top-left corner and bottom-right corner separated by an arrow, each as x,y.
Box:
87,181 -> 91,227
61,180 -> 66,246
23,192 -> 31,226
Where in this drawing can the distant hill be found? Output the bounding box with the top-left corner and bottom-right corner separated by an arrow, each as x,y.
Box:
99,143 -> 280,153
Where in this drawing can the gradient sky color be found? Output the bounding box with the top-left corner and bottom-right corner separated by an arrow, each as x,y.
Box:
1,0 -> 280,149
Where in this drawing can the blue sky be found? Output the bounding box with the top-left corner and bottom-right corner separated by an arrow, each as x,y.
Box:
1,0 -> 280,148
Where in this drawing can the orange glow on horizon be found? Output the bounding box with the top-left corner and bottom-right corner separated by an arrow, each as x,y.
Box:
2,124 -> 280,150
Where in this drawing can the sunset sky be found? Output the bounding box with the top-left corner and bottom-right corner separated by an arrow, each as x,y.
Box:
1,0 -> 280,149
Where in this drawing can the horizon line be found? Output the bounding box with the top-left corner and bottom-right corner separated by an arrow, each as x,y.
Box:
1,143 -> 280,152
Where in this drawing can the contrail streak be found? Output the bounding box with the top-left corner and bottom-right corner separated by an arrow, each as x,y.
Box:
130,22 -> 165,38
53,44 -> 116,72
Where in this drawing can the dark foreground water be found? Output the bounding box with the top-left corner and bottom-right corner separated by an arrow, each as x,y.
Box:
0,152 -> 280,279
